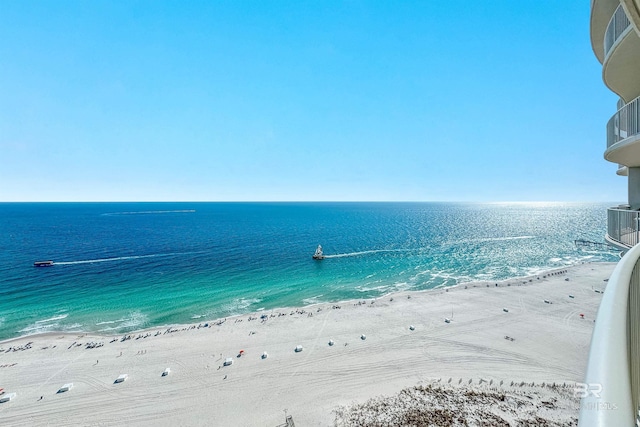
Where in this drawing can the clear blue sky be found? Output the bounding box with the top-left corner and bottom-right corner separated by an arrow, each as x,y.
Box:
0,1 -> 624,202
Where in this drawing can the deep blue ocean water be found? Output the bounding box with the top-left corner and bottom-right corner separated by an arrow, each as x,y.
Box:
0,202 -> 618,341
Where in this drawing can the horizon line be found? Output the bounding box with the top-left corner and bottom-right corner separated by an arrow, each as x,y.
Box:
0,200 -> 623,204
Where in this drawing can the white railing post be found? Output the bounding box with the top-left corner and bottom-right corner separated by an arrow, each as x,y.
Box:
607,207 -> 639,248
607,97 -> 640,150
605,4 -> 631,56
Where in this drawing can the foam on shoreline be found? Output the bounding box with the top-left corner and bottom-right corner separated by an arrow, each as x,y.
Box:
0,263 -> 611,345
0,262 -> 615,425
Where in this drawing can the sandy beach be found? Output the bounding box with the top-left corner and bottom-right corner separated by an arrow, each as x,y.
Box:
0,262 -> 614,426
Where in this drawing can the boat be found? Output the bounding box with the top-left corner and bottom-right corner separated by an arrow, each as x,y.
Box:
312,245 -> 324,260
34,261 -> 54,267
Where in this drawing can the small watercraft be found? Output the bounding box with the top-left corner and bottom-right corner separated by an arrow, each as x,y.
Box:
34,261 -> 54,267
312,245 -> 324,260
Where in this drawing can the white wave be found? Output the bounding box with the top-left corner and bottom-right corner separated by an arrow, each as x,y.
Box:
95,319 -> 125,326
520,266 -> 552,277
35,314 -> 68,323
19,314 -> 84,336
302,295 -> 325,305
392,282 -> 411,291
221,297 -> 262,315
471,268 -> 500,280
64,323 -> 83,330
119,312 -> 149,330
95,312 -> 149,331
355,284 -> 392,293
19,323 -> 58,333
236,298 -> 261,310
412,270 -> 431,278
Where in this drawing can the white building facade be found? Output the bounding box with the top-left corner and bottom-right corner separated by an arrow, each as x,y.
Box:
582,1 -> 640,425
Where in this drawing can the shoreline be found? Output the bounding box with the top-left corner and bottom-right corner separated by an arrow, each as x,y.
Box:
0,262 -> 615,426
0,263 -> 608,346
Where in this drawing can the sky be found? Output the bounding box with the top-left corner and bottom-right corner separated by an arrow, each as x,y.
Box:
0,1 -> 625,202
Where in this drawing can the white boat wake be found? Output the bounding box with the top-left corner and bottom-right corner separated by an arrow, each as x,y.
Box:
54,254 -> 168,265
323,249 -> 413,258
54,251 -> 206,265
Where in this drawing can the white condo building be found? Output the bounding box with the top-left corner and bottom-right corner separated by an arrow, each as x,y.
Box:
583,1 -> 640,425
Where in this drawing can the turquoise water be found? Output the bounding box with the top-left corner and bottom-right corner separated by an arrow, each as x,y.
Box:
0,202 -> 618,341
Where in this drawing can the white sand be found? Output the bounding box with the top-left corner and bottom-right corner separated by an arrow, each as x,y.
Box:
0,262 -> 614,426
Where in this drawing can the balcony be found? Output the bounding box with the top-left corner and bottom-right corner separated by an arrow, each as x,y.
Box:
591,0 -> 625,63
618,164 -> 629,175
603,4 -> 640,102
605,96 -> 640,166
606,207 -> 639,249
579,241 -> 640,426
604,4 -> 632,56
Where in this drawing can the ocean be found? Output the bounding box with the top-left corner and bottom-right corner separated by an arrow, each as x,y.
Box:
0,202 -> 618,341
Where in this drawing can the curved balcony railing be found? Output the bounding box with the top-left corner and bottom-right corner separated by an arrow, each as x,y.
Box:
607,96 -> 640,149
604,4 -> 631,56
607,207 -> 639,248
579,241 -> 640,426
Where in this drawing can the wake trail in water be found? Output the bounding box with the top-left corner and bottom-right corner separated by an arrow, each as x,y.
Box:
323,249 -> 414,258
324,237 -> 535,259
55,251 -> 206,265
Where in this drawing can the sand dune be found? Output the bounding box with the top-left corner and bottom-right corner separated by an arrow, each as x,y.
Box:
0,263 -> 614,426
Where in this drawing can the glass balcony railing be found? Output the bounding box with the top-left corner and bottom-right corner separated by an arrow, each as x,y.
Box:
604,4 -> 631,57
607,96 -> 640,149
607,207 -> 639,248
